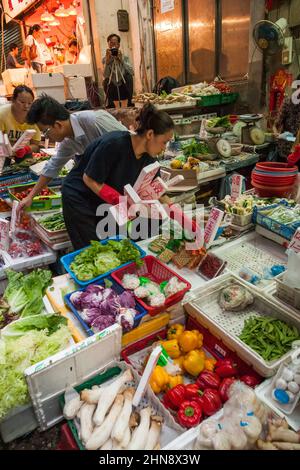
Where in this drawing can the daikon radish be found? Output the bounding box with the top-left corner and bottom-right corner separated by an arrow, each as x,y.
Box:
93,369 -> 133,426
81,387 -> 102,404
63,396 -> 83,420
120,428 -> 131,449
145,417 -> 162,450
80,403 -> 96,444
256,439 -> 278,450
111,387 -> 135,442
127,407 -> 151,450
273,441 -> 300,450
100,439 -> 113,450
85,394 -> 124,450
269,427 -> 300,443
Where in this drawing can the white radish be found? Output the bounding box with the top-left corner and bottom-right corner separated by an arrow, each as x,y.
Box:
288,381 -> 299,394
281,368 -> 294,382
112,439 -> 123,450
120,428 -> 131,449
145,418 -> 162,450
81,387 -> 102,404
269,427 -> 300,443
93,369 -> 133,426
111,387 -> 135,443
100,439 -> 113,450
273,441 -> 300,450
127,407 -> 152,450
80,403 -> 96,444
85,394 -> 124,450
256,439 -> 278,450
63,396 -> 83,420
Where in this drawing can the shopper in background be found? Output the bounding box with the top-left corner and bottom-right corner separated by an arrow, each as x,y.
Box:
61,104 -> 174,249
6,43 -> 23,69
24,24 -> 51,73
65,39 -> 79,64
273,74 -> 300,161
0,85 -> 41,162
103,33 -> 134,108
17,94 -> 126,214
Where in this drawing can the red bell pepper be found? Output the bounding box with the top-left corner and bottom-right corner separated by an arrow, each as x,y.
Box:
219,377 -> 236,402
163,384 -> 186,411
200,388 -> 222,416
196,371 -> 221,390
240,375 -> 260,388
177,400 -> 203,428
215,359 -> 238,377
184,383 -> 202,400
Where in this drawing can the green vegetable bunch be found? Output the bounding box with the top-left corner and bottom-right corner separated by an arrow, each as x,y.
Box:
181,139 -> 211,156
70,239 -> 142,281
239,316 -> 300,362
39,212 -> 66,232
206,116 -> 231,129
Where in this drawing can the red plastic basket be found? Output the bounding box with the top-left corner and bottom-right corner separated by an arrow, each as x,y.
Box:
111,255 -> 192,316
56,423 -> 79,450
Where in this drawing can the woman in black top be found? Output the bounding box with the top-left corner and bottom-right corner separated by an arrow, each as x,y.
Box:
62,104 -> 174,249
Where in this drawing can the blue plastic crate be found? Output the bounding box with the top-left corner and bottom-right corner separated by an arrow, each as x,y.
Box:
60,236 -> 146,287
64,275 -> 148,336
254,203 -> 300,241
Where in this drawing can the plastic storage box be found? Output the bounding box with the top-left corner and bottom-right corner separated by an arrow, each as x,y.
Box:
64,276 -> 148,336
8,182 -> 61,211
60,236 -> 146,287
220,92 -> 239,104
196,95 -> 222,107
112,255 -> 191,316
275,274 -> 300,310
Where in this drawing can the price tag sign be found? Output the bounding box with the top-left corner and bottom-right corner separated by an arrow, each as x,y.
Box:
288,228 -> 300,253
204,208 -> 224,248
0,218 -> 10,251
231,174 -> 244,201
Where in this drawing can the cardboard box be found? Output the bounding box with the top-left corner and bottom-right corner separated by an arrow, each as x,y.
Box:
1,68 -> 28,95
65,76 -> 87,100
160,167 -> 198,192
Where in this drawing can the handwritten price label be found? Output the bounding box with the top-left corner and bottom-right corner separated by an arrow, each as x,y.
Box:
288,228 -> 300,253
204,208 -> 224,247
231,174 -> 244,201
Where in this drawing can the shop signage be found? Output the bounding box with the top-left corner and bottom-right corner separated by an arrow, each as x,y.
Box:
231,174 -> 244,201
2,0 -> 36,23
288,228 -> 300,254
204,207 -> 224,248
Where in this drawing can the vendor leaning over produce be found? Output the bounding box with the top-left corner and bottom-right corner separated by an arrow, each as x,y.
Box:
62,103 -> 201,249
0,85 -> 41,164
17,95 -> 126,214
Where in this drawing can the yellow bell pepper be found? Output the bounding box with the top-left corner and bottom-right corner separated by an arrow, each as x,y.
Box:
167,323 -> 185,340
149,366 -> 170,394
173,355 -> 185,371
183,349 -> 205,376
161,339 -> 181,359
204,357 -> 217,372
167,374 -> 184,389
178,330 -> 203,353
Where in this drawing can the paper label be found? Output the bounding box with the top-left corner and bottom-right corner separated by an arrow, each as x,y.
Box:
0,218 -> 10,250
161,0 -> 174,14
10,200 -> 19,234
288,228 -> 300,253
199,119 -> 209,140
124,184 -> 141,207
204,208 -> 224,247
133,162 -> 160,195
231,174 -> 244,201
138,177 -> 167,201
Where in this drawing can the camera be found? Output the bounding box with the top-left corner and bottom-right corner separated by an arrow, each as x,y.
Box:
110,47 -> 118,57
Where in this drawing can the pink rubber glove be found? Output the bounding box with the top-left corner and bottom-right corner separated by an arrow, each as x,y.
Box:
98,184 -> 121,205
287,144 -> 300,166
15,145 -> 31,159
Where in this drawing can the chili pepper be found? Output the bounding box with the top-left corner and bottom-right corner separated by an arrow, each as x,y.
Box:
160,339 -> 181,359
177,400 -> 203,428
184,383 -> 202,400
219,377 -> 236,402
239,375 -> 260,388
178,330 -> 203,353
183,349 -> 205,376
163,384 -> 186,411
200,388 -> 222,416
204,358 -> 217,371
215,359 -> 238,377
196,371 -> 221,390
167,323 -> 185,340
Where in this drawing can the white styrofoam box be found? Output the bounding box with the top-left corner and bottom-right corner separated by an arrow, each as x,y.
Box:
184,273 -> 300,377
1,68 -> 28,95
5,244 -> 57,272
38,87 -> 65,103
65,76 -> 87,100
52,63 -> 93,78
30,72 -> 64,88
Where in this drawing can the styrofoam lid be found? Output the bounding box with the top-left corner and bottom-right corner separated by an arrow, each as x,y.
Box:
25,324 -> 122,430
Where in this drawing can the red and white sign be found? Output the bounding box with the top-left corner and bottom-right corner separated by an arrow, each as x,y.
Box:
288,228 -> 300,254
204,208 -> 224,247
231,174 -> 244,201
2,0 -> 36,23
0,219 -> 10,251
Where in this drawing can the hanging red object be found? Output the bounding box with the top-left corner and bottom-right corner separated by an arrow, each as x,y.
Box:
265,0 -> 274,11
269,69 -> 293,127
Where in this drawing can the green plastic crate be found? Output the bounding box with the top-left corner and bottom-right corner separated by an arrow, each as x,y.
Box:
59,366 -> 122,450
8,182 -> 61,212
196,94 -> 222,107
220,92 -> 239,104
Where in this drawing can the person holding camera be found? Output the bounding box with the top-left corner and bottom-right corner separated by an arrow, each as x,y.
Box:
102,34 -> 134,108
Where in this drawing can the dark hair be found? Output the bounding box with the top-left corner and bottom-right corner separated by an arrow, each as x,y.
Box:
27,94 -> 70,125
12,85 -> 34,101
68,39 -> 78,48
136,103 -> 174,136
107,33 -> 121,44
9,43 -> 18,52
28,24 -> 41,36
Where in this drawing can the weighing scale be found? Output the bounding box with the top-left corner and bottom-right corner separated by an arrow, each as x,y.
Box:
238,114 -> 265,145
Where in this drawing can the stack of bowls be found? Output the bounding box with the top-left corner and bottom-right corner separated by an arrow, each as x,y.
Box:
251,162 -> 298,197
